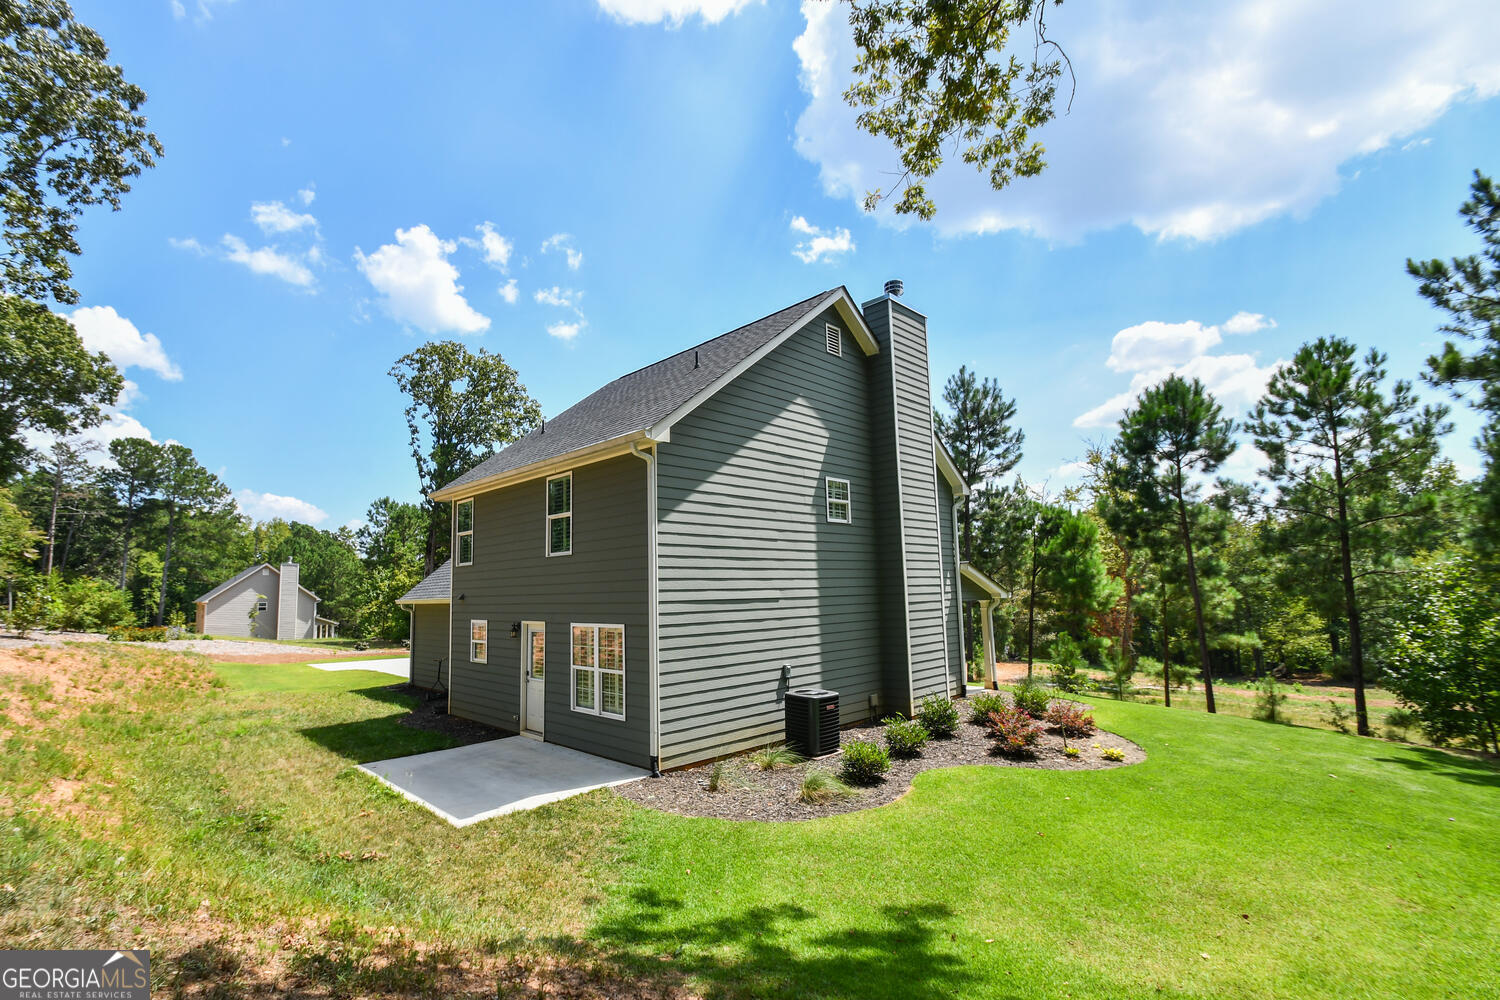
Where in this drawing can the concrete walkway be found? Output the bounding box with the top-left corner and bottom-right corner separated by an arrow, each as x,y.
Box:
308,656 -> 409,678
359,737 -> 649,826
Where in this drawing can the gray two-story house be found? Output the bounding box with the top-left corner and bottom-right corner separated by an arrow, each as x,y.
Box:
397,282 -> 995,773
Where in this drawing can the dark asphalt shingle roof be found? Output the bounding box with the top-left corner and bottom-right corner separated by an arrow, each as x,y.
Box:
398,559 -> 451,603
437,289 -> 837,494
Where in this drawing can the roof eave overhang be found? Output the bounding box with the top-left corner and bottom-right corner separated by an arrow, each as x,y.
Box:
398,597 -> 451,607
934,436 -> 970,497
960,561 -> 1005,600
429,429 -> 665,502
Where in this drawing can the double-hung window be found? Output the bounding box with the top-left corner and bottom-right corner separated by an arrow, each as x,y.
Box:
826,477 -> 851,523
571,624 -> 624,719
546,472 -> 572,556
254,599 -> 268,613
469,619 -> 487,663
456,498 -> 474,566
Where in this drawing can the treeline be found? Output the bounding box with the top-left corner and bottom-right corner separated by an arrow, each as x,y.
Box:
948,171 -> 1500,754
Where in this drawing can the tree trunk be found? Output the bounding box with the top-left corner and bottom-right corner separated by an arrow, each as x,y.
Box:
119,504 -> 135,589
1160,580 -> 1171,708
1121,549 -> 1135,669
1173,466 -> 1216,714
1025,528 -> 1039,680
156,501 -> 176,626
1330,435 -> 1370,736
45,466 -> 61,576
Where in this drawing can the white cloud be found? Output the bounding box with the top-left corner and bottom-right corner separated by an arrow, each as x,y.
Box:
499,279 -> 519,304
235,489 -> 328,525
595,0 -> 761,26
1075,311 -> 1287,429
22,376 -> 156,457
298,184 -> 316,205
793,0 -> 1500,241
354,224 -> 491,335
168,236 -> 208,255
466,222 -> 513,272
170,0 -> 186,16
342,517 -> 367,533
280,136 -> 291,147
547,320 -> 584,341
221,234 -> 315,287
534,285 -> 582,309
541,233 -> 583,270
789,215 -> 855,263
1222,311 -> 1277,335
250,200 -> 317,234
68,306 -> 183,381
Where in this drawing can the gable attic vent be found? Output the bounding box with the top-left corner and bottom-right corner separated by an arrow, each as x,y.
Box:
825,323 -> 842,357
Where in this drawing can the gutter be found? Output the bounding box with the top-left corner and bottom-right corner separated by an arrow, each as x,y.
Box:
629,441 -> 662,778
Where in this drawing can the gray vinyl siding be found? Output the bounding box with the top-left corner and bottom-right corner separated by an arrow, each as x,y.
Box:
861,301 -> 914,716
276,568 -> 298,640
202,568 -> 278,638
409,603 -> 448,688
448,454 -> 651,767
295,591 -> 317,639
938,475 -> 962,691
888,301 -> 949,704
656,304 -> 884,769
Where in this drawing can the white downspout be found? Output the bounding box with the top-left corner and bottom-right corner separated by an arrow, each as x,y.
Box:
630,441 -> 662,777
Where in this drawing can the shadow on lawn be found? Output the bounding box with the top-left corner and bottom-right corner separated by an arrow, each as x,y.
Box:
297,711 -> 452,763
1374,745 -> 1500,788
574,889 -> 1005,1000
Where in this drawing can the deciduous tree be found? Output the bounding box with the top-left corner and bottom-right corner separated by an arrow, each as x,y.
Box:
103,436 -> 158,588
153,443 -> 230,625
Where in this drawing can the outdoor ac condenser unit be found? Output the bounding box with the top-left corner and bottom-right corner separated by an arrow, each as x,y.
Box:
784,688 -> 840,758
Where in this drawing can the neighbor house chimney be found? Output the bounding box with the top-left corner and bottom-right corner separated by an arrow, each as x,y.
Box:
884,278 -> 904,297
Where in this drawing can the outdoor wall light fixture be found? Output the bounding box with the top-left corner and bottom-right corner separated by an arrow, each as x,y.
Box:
510,622 -> 522,638
457,593 -> 465,602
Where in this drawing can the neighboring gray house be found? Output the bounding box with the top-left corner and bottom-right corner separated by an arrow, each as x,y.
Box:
400,282 -> 1000,773
195,560 -> 337,639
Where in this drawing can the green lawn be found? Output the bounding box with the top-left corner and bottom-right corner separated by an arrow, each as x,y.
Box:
1,644 -> 1496,998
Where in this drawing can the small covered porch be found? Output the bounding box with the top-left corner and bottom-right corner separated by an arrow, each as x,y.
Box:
960,562 -> 1006,690
314,616 -> 339,639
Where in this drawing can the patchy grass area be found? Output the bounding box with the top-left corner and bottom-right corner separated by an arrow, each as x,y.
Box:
1,644 -> 1496,998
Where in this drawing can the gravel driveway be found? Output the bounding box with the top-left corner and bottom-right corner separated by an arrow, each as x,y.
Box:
0,631 -> 386,660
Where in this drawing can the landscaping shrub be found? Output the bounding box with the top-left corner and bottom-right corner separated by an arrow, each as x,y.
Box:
1252,676 -> 1287,723
1100,746 -> 1125,762
1011,679 -> 1051,718
916,695 -> 959,738
967,691 -> 1007,721
1048,634 -> 1089,693
106,626 -> 187,642
1383,708 -> 1420,742
1324,699 -> 1353,735
882,716 -> 929,758
984,706 -> 1041,756
839,741 -> 890,785
798,770 -> 852,804
1063,746 -> 1081,758
749,745 -> 804,770
1044,701 -> 1096,737
707,760 -> 727,792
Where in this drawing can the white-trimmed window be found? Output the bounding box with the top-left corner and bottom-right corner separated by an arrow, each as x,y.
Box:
571,623 -> 624,719
825,322 -> 842,357
546,472 -> 572,556
456,498 -> 474,566
826,477 -> 851,523
254,599 -> 268,613
469,619 -> 487,663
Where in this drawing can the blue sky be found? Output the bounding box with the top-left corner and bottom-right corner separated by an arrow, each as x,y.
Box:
54,0 -> 1500,529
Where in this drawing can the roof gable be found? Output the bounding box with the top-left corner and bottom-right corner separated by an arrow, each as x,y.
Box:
195,563 -> 320,604
431,288 -> 878,500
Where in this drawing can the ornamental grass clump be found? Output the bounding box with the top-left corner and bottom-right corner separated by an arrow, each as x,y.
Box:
916,695 -> 960,738
798,769 -> 853,804
749,745 -> 804,771
984,705 -> 1041,757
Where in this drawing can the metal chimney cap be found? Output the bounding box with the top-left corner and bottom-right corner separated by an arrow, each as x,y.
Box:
883,278 -> 904,297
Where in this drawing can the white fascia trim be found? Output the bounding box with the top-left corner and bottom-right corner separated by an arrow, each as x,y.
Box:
646,289 -> 879,441
398,598 -> 451,606
429,431 -> 662,502
960,561 -> 1006,600
934,435 -> 969,497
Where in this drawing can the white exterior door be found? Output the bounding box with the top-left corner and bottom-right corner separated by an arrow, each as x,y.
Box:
523,623 -> 545,736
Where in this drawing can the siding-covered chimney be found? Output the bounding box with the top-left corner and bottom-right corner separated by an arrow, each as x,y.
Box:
862,286 -> 947,713
277,560 -> 299,640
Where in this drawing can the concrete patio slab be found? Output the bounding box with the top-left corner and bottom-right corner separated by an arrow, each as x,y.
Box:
308,657 -> 409,677
359,737 -> 649,826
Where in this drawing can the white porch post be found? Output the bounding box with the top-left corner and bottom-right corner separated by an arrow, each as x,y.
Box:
981,599 -> 998,690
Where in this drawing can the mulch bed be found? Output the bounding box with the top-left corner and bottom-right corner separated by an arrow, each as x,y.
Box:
386,683 -> 510,746
617,700 -> 1145,822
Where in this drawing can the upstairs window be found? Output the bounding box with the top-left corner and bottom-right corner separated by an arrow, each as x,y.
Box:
547,472 -> 572,556
456,498 -> 474,565
826,477 -> 851,523
825,322 -> 842,357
